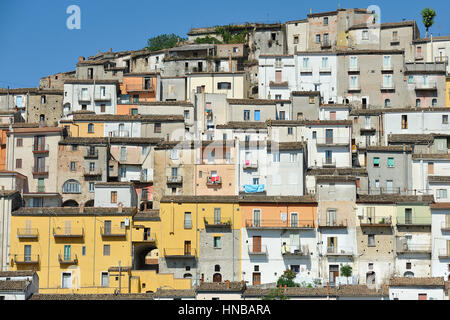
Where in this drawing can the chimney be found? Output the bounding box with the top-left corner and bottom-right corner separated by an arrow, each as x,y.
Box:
78,56 -> 85,63
118,202 -> 123,213
78,203 -> 85,213
226,280 -> 230,289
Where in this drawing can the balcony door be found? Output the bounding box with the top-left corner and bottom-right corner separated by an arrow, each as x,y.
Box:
325,150 -> 332,165
326,209 -> 337,226
184,241 -> 191,255
290,212 -> 298,227
325,129 -> 333,144
253,209 -> 261,227
252,272 -> 261,285
24,245 -> 31,262
329,265 -> 339,284
327,237 -> 337,254
405,208 -> 413,224
104,220 -> 111,235
275,70 -> 282,83
64,245 -> 71,261
290,233 -> 300,252
252,236 -> 261,253
214,208 -> 221,224
64,221 -> 72,235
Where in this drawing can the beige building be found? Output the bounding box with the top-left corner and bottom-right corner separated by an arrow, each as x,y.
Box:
187,72 -> 247,101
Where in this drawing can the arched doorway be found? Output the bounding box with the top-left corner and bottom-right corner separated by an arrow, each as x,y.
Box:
85,200 -> 94,207
404,271 -> 414,277
183,273 -> 192,278
213,273 -> 222,283
62,199 -> 78,207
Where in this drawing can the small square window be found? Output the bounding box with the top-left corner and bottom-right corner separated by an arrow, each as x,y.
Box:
406,262 -> 412,270
443,115 -> 448,124
16,138 -> 23,147
373,157 -> 380,167
368,234 -> 375,246
213,236 -> 221,248
103,245 -> 110,256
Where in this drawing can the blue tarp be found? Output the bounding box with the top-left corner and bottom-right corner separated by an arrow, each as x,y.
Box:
243,184 -> 265,193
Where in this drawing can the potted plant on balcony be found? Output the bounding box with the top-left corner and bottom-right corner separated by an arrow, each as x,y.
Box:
340,265 -> 353,285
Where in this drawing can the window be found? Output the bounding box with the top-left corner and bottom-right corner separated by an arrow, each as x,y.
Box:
392,31 -> 398,41
373,157 -> 380,167
62,272 -> 72,289
120,146 -> 127,160
383,56 -> 391,69
16,158 -> 22,169
291,265 -> 300,273
101,272 -> 109,287
288,127 -> 293,135
406,262 -> 412,270
437,189 -> 447,199
89,182 -> 94,192
154,123 -> 161,133
279,111 -> 285,120
244,110 -> 250,121
103,245 -> 110,256
387,157 -> 395,168
184,110 -> 190,119
254,110 -> 260,121
88,123 -> 94,133
273,153 -> 280,162
217,82 -> 231,90
184,212 -> 192,229
82,246 -> 86,256
303,58 -> 310,68
316,34 -> 321,43
323,17 -> 328,26
375,180 -> 380,188
271,33 -> 276,41
170,149 -> 179,160
350,75 -> 358,88
41,95 -> 46,104
62,180 -> 81,193
408,75 -> 414,84
70,161 -> 76,171
383,74 -> 392,88
416,99 -> 421,107
100,104 -> 106,113
401,115 -> 408,129
290,153 -> 297,163
368,234 -> 375,247
275,94 -> 282,100
213,236 -> 221,248
432,99 -> 438,107
349,56 -> 358,69
293,36 -> 299,44
131,108 -> 138,115
385,99 -> 391,107
253,178 -> 259,185
72,145 -> 78,151
312,131 -> 317,139
16,138 -> 23,147
362,30 -> 369,40
111,191 -> 117,203
81,104 -> 87,110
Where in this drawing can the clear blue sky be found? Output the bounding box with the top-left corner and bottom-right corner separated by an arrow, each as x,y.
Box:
0,0 -> 449,88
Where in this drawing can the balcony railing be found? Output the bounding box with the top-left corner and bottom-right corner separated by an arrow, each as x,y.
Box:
164,248 -> 197,258
166,175 -> 183,184
204,216 -> 232,228
405,62 -> 446,73
58,254 -> 78,265
84,150 -> 99,158
348,65 -> 360,73
396,242 -> 432,254
348,84 -> 361,92
441,222 -> 450,231
53,227 -> 84,238
101,226 -> 127,237
325,246 -> 354,257
83,167 -> 102,176
438,248 -> 450,259
32,166 -> 49,175
78,93 -> 91,102
318,219 -> 348,228
125,83 -> 154,92
134,232 -> 157,243
13,254 -> 39,265
17,228 -> 39,239
316,137 -> 350,147
321,40 -> 332,48
435,56 -> 449,63
281,244 -> 309,256
248,244 -> 268,255
382,64 -> 393,72
245,219 -> 315,229
360,216 -> 392,227
109,130 -> 130,137
33,144 -> 49,153
274,61 -> 283,68
94,93 -> 111,101
300,66 -> 313,73
415,81 -> 437,90
140,173 -> 152,183
319,66 -> 332,73
243,160 -> 258,169
322,158 -> 336,167
396,217 -> 431,226
380,83 -> 395,91
206,176 -> 222,186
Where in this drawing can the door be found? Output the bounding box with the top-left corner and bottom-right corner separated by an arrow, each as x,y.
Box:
184,241 -> 191,255
62,273 -> 72,289
405,208 -> 413,224
428,162 -> 434,174
275,70 -> 282,83
253,210 -> 261,227
253,236 -> 262,253
327,237 -> 337,253
386,180 -> 394,194
290,213 -> 298,227
326,129 -> 333,144
329,265 -> 339,284
143,228 -> 150,241
100,86 -> 106,97
362,98 -> 367,109
214,208 -> 221,224
81,88 -> 88,100
326,209 -> 337,226
290,233 -> 300,252
24,245 -> 31,262
252,272 -> 261,285
213,273 -> 222,283
101,272 -> 109,287
64,245 -> 71,261
104,220 -> 111,235
325,150 -> 332,165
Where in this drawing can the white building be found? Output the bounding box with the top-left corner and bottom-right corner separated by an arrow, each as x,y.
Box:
63,80 -> 118,116
430,203 -> 450,279
0,271 -> 39,300
258,55 -> 296,100
389,277 -> 446,300
94,182 -> 137,208
319,105 -> 350,121
412,154 -> 450,198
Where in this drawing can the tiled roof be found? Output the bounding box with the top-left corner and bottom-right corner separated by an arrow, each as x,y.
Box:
389,277 -> 445,287
59,137 -> 163,145
336,285 -> 389,297
64,80 -> 119,84
412,154 -> 450,160
227,99 -> 276,105
269,81 -> 289,87
388,134 -> 434,144
0,271 -> 36,277
356,194 -> 434,204
383,107 -> 450,113
430,202 -> 450,209
320,104 -> 350,109
349,109 -> 383,116
316,175 -> 358,183
0,280 -> 30,291
307,168 -> 368,176
216,122 -> 268,129
154,289 -> 196,298
95,182 -> 134,187
136,101 -> 193,107
242,286 -> 337,297
348,20 -> 416,31
267,141 -> 306,150
428,176 -> 450,183
197,281 -> 246,292
291,91 -> 320,96
366,146 -> 412,152
302,120 -> 352,126
238,194 -> 317,203
12,207 -> 136,216
29,293 -> 154,300
73,114 -> 184,122
160,195 -> 239,203
0,190 -> 20,197
133,210 -> 160,221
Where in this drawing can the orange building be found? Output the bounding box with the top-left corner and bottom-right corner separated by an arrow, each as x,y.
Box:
118,73 -> 159,115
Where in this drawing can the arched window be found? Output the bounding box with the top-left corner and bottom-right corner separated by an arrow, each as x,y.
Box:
416,99 -> 421,107
183,273 -> 192,278
404,271 -> 414,277
432,98 -> 437,107
384,99 -> 391,107
62,179 -> 81,193
88,123 -> 94,133
213,273 -> 222,282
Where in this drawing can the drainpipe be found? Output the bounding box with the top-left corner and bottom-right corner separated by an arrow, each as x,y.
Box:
0,188 -> 4,271
92,216 -> 96,286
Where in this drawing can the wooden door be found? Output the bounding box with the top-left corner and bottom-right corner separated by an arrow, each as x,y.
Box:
253,236 -> 261,253
184,241 -> 191,255
428,162 -> 434,174
252,272 -> 261,285
329,265 -> 339,284
275,70 -> 282,83
418,293 -> 427,300
213,273 -> 222,283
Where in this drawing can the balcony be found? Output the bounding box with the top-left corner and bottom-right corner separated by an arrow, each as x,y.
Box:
415,54 -> 424,61
438,248 -> 450,259
435,56 -> 449,64
140,172 -> 153,183
243,160 -> 258,170
441,222 -> 450,231
13,254 -> 39,265
94,93 -> 111,101
396,242 -> 431,254
83,167 -> 102,177
274,61 -> 283,68
33,144 -> 49,154
316,137 -> 350,147
32,166 -> 49,176
58,254 -> 78,265
319,66 -> 332,73
281,245 -> 310,257
78,93 -> 91,102
396,217 -> 431,227
318,219 -> 348,229
84,150 -> 99,159
348,66 -> 360,73
415,81 -> 437,91
134,232 -> 157,243
322,158 -> 336,168
248,245 -> 268,256
321,40 -> 332,49
17,228 -> 39,239
166,175 -> 183,185
390,37 -> 400,45
348,85 -> 361,92
204,216 -> 232,228
360,216 -> 392,227
380,83 -> 395,92
405,62 -> 446,73
101,226 -> 127,238
245,219 -> 315,230
206,176 -> 222,186
109,130 -> 130,137
300,66 -> 313,73
381,64 -> 393,72
125,83 -> 154,93
164,248 -> 197,259
53,227 -> 84,238
325,246 -> 354,257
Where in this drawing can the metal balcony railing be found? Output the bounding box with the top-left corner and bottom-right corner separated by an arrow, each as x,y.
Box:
166,175 -> 183,184
243,160 -> 258,169
435,56 -> 449,63
109,130 -> 130,137
405,62 -> 446,73
438,248 -> 450,258
396,216 -> 431,226
316,137 -> 350,146
396,242 -> 431,254
84,150 -> 99,158
322,158 -> 336,167
245,219 -> 315,229
248,244 -> 268,255
94,93 -> 111,101
441,222 -> 450,231
321,40 -> 332,48
415,81 -> 437,90
13,254 -> 39,264
33,144 -> 49,153
78,93 -> 91,102
164,248 -> 197,258
381,83 -> 395,91
135,232 -> 157,243
204,216 -> 232,228
58,254 -> 78,265
348,84 -> 361,91
300,66 -> 313,73
83,167 -> 102,176
325,246 -> 354,256
32,166 -> 49,175
17,228 -> 39,239
125,83 -> 154,92
319,65 -> 332,73
206,176 -> 222,185
281,244 -> 309,256
318,219 -> 348,228
360,216 -> 392,227
101,226 -> 126,237
348,65 -> 360,72
53,227 -> 84,238
37,186 -> 45,193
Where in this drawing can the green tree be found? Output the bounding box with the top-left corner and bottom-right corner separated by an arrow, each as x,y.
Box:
194,36 -> 222,44
340,265 -> 353,284
261,288 -> 290,300
276,269 -> 299,287
421,7 -> 437,37
146,33 -> 186,51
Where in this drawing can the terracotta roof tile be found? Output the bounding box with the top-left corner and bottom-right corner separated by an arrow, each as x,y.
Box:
389,277 -> 445,287
0,280 -> 30,291
197,281 -> 246,292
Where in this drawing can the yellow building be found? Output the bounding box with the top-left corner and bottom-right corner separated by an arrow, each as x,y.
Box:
446,77 -> 450,107
9,206 -> 190,294
186,71 -> 247,101
158,196 -> 241,284
60,117 -> 105,138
